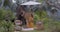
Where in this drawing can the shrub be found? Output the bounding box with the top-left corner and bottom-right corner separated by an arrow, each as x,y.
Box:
0,8 -> 15,21
0,20 -> 14,32
0,8 -> 15,32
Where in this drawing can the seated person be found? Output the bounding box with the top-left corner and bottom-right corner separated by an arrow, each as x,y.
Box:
17,13 -> 26,26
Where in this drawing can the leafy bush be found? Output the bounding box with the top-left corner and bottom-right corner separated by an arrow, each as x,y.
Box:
34,10 -> 47,24
34,9 -> 60,32
0,20 -> 14,32
0,8 -> 15,21
0,8 -> 15,32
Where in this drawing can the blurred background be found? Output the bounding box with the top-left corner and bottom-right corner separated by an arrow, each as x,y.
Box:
0,0 -> 60,32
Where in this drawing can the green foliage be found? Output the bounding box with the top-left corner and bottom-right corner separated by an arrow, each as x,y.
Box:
34,10 -> 47,25
0,8 -> 15,32
4,0 -> 9,6
0,20 -> 14,32
0,8 -> 6,20
0,8 -> 15,21
39,0 -> 43,3
34,9 -> 60,32
34,10 -> 47,21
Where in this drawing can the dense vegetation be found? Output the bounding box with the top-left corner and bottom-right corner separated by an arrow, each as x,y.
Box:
0,8 -> 15,32
0,0 -> 60,32
34,9 -> 60,32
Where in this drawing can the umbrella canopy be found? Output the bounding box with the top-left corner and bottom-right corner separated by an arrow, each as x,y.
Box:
21,1 -> 41,5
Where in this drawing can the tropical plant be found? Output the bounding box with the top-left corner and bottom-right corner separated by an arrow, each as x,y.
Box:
0,8 -> 15,21
0,20 -> 14,32
0,8 -> 15,32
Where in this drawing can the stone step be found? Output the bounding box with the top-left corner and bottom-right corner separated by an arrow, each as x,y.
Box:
14,31 -> 20,32
15,26 -> 22,31
22,28 -> 34,31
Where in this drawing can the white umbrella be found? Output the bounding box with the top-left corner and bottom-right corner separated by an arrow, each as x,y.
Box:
21,1 -> 41,5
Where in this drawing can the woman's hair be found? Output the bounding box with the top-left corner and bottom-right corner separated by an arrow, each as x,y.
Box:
20,12 -> 23,15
